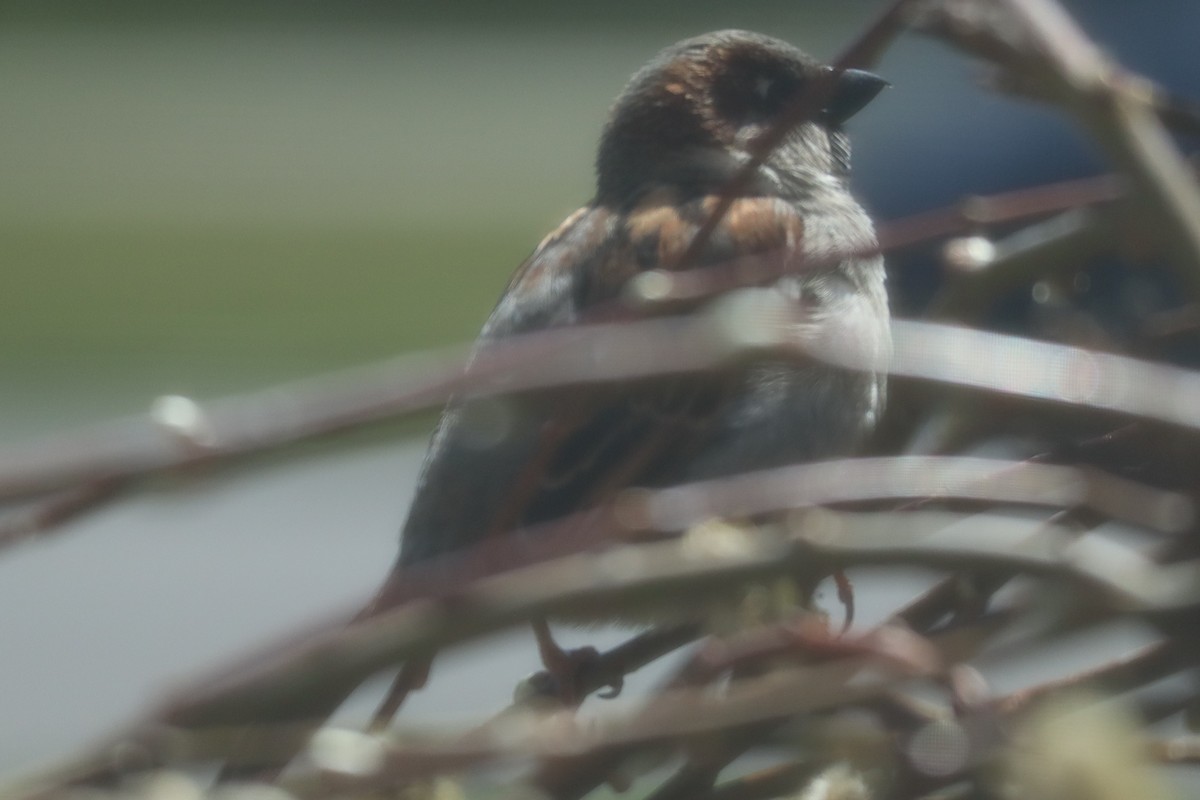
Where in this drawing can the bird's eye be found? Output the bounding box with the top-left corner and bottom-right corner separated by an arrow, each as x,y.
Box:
754,76 -> 773,101
714,63 -> 800,123
748,72 -> 796,115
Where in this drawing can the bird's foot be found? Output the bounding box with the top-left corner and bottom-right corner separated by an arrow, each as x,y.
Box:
532,620 -> 624,705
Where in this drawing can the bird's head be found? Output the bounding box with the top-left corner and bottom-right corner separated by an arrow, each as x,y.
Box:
595,30 -> 886,206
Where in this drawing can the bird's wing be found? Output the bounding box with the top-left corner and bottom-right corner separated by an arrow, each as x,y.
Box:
396,192 -> 805,567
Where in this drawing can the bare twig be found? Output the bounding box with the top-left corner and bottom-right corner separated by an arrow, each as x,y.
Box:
8,305 -> 1200,518
915,0 -> 1200,293
994,640 -> 1190,715
0,478 -> 123,551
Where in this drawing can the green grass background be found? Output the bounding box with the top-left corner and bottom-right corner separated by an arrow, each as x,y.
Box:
0,6 -> 867,440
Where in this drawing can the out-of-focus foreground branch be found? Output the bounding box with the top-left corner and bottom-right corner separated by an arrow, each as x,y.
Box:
7,0 -> 1200,798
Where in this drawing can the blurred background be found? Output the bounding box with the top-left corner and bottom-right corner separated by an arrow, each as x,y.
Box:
2,0 -> 1198,778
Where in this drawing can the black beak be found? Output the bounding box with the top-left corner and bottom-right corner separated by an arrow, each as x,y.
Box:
823,68 -> 889,125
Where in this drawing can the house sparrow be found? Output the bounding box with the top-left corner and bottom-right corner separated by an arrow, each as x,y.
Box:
370,29 -> 889,713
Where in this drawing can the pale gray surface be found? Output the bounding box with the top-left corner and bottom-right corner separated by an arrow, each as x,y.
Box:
0,443 -> 412,771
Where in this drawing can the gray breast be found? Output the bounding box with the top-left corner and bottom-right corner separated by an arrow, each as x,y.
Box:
675,196 -> 890,483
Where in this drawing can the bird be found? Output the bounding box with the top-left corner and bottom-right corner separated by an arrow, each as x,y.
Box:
366,29 -> 890,721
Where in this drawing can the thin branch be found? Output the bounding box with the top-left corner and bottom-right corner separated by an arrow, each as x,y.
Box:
80,512 -> 1196,748
0,479 -> 123,551
8,303 -> 1200,514
915,0 -> 1200,294
670,0 -> 922,272
993,640 -> 1190,715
